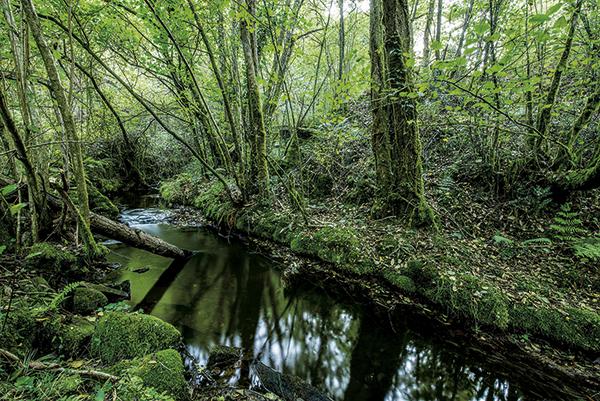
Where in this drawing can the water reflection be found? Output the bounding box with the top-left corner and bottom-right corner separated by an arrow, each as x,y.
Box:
107,210 -> 569,401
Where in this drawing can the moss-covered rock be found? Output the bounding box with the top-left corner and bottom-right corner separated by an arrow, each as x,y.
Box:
91,312 -> 181,364
59,317 -> 95,357
111,349 -> 188,400
72,287 -> 108,315
206,345 -> 242,370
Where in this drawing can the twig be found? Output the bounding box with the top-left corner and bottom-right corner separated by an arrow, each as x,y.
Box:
0,348 -> 118,381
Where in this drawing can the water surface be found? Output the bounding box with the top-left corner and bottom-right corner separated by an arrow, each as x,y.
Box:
107,208 -> 576,401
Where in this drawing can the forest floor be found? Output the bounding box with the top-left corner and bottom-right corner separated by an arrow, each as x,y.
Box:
161,173 -> 600,396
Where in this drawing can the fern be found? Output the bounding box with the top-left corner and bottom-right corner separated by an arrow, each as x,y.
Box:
549,203 -> 587,242
43,281 -> 84,313
572,236 -> 600,262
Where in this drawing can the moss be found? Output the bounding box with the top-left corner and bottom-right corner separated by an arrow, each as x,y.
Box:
25,243 -> 85,286
382,271 -> 416,294
91,312 -> 181,364
0,308 -> 37,351
403,262 -> 509,329
111,349 -> 187,400
290,226 -> 374,274
160,173 -> 201,206
425,271 -> 509,329
59,317 -> 95,357
113,375 -> 176,401
510,304 -> 600,352
72,287 -> 108,315
88,183 -> 119,218
193,181 -> 236,225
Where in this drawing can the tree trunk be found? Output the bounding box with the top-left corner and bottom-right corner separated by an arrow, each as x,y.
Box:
371,0 -> 434,225
21,0 -> 99,252
534,0 -> 583,149
421,0 -> 435,68
89,212 -> 191,260
241,0 -> 269,195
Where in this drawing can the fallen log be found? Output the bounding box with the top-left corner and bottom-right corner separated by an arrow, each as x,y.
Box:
89,211 -> 191,259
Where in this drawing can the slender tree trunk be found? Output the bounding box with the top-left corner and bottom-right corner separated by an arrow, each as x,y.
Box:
21,0 -> 99,252
0,86 -> 47,239
338,0 -> 345,82
534,0 -> 583,150
454,0 -> 474,59
421,0 -> 435,68
434,0 -> 442,60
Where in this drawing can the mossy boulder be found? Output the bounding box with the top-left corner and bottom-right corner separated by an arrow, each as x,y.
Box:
59,317 -> 95,357
91,312 -> 181,364
111,349 -> 188,400
72,287 -> 108,315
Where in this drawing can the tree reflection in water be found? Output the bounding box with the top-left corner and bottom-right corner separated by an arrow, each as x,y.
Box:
110,220 -> 545,401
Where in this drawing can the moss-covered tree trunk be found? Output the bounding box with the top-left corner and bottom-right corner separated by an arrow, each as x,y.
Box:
370,0 -> 434,225
240,0 -> 269,195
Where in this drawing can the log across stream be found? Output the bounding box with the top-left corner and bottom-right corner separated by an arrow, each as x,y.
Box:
106,205 -> 585,401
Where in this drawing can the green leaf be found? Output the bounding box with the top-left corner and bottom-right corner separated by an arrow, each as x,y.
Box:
0,245 -> 6,255
1,184 -> 17,196
9,203 -> 26,216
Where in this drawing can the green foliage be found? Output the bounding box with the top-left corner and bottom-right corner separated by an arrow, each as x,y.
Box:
44,281 -> 85,313
91,312 -> 181,364
25,243 -> 83,286
160,173 -> 202,206
107,375 -> 175,401
0,370 -> 89,401
88,183 -> 119,218
84,157 -> 124,194
549,203 -> 587,242
193,181 -> 236,226
571,236 -> 600,262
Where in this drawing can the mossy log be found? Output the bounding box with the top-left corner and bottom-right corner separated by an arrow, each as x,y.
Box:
89,211 -> 190,259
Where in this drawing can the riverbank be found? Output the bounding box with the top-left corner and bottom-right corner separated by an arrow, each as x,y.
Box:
161,175 -> 600,396
0,231 -> 304,400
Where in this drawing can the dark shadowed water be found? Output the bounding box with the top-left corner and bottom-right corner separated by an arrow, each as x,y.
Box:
106,207 -> 580,401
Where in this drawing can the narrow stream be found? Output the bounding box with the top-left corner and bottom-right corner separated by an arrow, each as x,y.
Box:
106,206 -> 577,401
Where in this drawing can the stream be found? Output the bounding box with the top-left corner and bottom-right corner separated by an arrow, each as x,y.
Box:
106,204 -> 580,401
